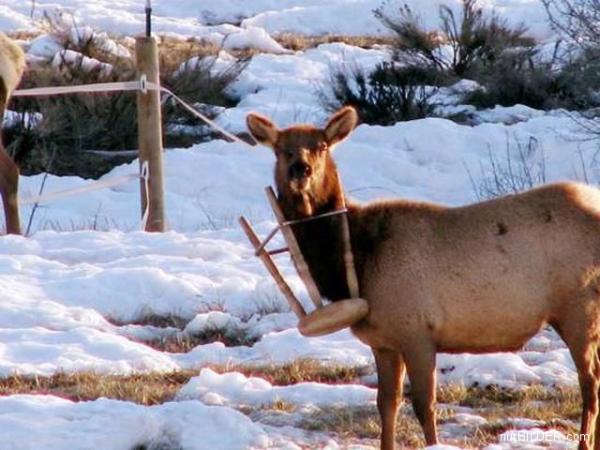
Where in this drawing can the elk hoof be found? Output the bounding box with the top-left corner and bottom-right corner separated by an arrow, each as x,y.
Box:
298,298 -> 369,337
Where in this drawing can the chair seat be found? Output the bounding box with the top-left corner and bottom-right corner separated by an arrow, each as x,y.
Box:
298,298 -> 369,337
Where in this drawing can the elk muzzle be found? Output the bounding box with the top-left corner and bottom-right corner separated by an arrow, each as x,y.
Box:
288,161 -> 312,192
289,161 -> 312,179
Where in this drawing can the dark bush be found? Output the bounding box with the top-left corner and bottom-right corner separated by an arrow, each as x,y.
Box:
463,45 -> 600,110
540,0 -> 600,135
7,56 -> 138,177
160,51 -> 247,147
319,0 -> 542,125
6,33 -> 246,178
370,0 -> 600,112
319,62 -> 440,126
542,0 -> 600,47
374,0 -> 534,79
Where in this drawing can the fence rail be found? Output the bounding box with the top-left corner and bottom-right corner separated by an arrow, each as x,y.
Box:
7,38 -> 253,235
12,79 -> 250,146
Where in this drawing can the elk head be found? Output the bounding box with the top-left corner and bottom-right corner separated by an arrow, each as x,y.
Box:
246,107 -> 358,219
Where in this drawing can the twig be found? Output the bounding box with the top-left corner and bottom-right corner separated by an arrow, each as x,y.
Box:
25,147 -> 57,236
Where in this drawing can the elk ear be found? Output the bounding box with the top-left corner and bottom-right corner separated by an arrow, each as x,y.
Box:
246,112 -> 278,148
324,106 -> 358,146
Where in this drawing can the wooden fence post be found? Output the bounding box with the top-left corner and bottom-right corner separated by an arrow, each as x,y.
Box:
136,36 -> 166,232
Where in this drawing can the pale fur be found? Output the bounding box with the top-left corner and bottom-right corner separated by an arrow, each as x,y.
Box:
351,185 -> 600,450
247,108 -> 600,450
0,33 -> 25,98
0,33 -> 24,235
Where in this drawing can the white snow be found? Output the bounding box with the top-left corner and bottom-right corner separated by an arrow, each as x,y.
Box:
0,0 -> 556,41
0,1 -> 596,448
0,395 -> 272,450
177,368 -> 376,407
437,350 -> 577,389
68,26 -> 131,58
496,428 -> 577,449
218,42 -> 391,131
52,49 -> 112,74
28,35 -> 65,59
13,111 -> 596,233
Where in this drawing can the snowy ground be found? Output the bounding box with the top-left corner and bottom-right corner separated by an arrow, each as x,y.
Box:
1,1 -> 598,449
1,0 -> 557,42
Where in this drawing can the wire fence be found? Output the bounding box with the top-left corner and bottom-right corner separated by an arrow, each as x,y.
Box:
10,75 -> 253,231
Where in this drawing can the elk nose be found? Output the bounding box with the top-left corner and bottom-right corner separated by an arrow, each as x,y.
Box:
289,162 -> 312,178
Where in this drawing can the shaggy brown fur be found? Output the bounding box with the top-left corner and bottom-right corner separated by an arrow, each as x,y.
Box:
247,107 -> 600,450
0,78 -> 8,124
0,33 -> 25,235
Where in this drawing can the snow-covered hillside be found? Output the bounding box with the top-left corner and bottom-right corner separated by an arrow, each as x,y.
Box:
1,1 -> 598,449
1,0 -> 556,41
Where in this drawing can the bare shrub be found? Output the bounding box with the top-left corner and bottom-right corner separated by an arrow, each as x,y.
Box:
275,34 -> 394,51
6,30 -> 246,178
468,136 -> 546,200
541,0 -> 600,134
542,0 -> 600,47
463,42 -> 600,110
160,48 -> 248,146
318,63 -> 439,125
374,4 -> 444,69
348,0 -> 554,120
9,55 -> 139,178
374,0 -> 533,78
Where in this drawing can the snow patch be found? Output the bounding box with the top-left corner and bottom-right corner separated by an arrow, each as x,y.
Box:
177,368 -> 376,407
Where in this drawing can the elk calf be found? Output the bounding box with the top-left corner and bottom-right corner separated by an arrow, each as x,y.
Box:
0,33 -> 25,235
247,107 -> 600,450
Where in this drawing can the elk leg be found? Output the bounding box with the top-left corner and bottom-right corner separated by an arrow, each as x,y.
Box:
374,348 -> 405,450
574,345 -> 598,450
593,347 -> 600,450
554,320 -> 599,450
404,342 -> 438,446
0,147 -> 20,235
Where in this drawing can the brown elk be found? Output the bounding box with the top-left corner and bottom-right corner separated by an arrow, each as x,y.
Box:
247,106 -> 600,450
0,33 -> 25,235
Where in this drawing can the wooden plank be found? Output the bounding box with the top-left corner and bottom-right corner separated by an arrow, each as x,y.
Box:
136,36 -> 166,232
268,247 -> 289,256
265,186 -> 323,309
239,216 -> 306,319
298,298 -> 368,337
337,178 -> 360,298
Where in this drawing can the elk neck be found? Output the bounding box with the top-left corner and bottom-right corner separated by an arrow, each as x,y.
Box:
277,169 -> 385,302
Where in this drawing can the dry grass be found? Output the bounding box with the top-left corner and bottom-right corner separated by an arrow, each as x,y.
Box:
0,360 -> 366,406
7,30 -> 247,178
146,331 -> 258,353
302,404 -> 425,448
0,365 -> 583,448
479,385 -> 581,424
299,384 -> 582,448
211,359 -> 370,386
275,33 -> 394,51
0,358 -> 367,398
109,313 -> 190,330
439,383 -> 581,447
438,383 -> 581,421
303,405 -> 382,438
156,36 -> 255,70
108,313 -> 259,352
0,371 -> 197,405
6,31 -> 39,41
